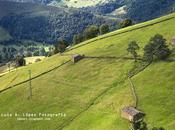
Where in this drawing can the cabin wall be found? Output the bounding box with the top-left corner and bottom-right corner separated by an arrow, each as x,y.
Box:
72,55 -> 84,63
121,112 -> 133,122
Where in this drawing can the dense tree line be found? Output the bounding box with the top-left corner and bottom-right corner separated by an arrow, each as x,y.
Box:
0,47 -> 17,63
0,45 -> 53,63
126,0 -> 175,22
72,24 -> 109,45
54,24 -> 110,54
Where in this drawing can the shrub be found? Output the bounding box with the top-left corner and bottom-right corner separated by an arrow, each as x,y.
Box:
35,58 -> 41,62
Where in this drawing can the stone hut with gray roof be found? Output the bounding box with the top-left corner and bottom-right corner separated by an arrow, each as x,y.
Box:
121,106 -> 145,122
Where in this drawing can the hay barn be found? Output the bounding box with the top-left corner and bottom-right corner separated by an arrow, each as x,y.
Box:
71,54 -> 84,63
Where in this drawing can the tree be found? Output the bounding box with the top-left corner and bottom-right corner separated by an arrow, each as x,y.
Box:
73,33 -> 84,44
33,50 -> 39,56
0,53 -> 2,63
120,19 -> 132,28
10,47 -> 17,53
39,47 -> 46,56
73,35 -> 78,44
84,25 -> 99,40
99,24 -> 109,35
144,34 -> 171,61
127,41 -> 140,62
25,51 -> 32,57
54,39 -> 69,54
15,56 -> 26,67
2,47 -> 7,54
133,121 -> 147,130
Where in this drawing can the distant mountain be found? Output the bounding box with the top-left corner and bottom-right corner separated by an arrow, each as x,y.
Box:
0,1 -> 117,44
6,0 -> 175,22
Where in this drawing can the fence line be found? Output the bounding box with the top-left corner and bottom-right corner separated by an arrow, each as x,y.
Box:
127,61 -> 152,108
84,56 -> 142,61
128,77 -> 138,108
61,53 -> 143,61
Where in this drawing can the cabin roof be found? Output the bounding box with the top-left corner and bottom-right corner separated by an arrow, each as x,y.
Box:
122,106 -> 144,116
72,54 -> 81,58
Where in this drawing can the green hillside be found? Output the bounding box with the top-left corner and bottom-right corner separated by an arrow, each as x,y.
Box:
0,13 -> 175,130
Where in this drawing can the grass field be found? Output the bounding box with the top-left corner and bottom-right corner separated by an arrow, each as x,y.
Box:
0,13 -> 175,130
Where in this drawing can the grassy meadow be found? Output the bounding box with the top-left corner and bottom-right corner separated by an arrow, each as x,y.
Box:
0,13 -> 175,130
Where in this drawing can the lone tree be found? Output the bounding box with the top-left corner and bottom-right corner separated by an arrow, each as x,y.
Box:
127,41 -> 140,62
99,24 -> 109,35
143,34 -> 171,61
120,19 -> 132,28
54,39 -> 69,54
15,56 -> 26,67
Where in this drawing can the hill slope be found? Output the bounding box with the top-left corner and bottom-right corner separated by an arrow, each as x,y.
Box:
0,13 -> 175,130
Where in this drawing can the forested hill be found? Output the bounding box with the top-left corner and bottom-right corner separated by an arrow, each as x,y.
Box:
0,1 -> 117,44
5,0 -> 175,21
83,0 -> 175,22
0,0 -> 175,45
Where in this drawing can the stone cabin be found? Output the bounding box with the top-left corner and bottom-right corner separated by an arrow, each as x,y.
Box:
71,54 -> 84,63
121,106 -> 145,122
